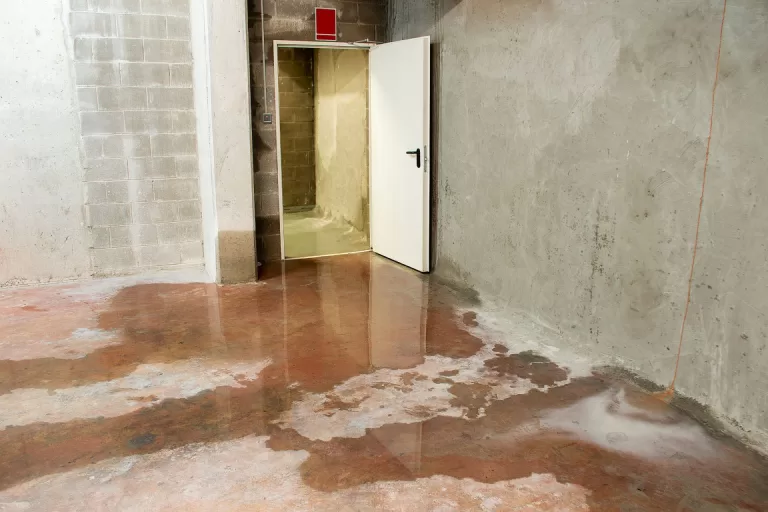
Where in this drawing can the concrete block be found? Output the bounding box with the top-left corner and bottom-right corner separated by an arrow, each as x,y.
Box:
174,156 -> 198,176
107,226 -> 132,247
80,111 -> 124,134
85,182 -> 107,204
124,111 -> 173,133
278,61 -> 311,79
339,2 -> 358,23
103,134 -> 151,157
98,87 -> 147,109
132,224 -> 159,245
93,38 -> 144,61
120,63 -> 170,86
117,14 -> 167,38
278,91 -> 312,108
75,63 -> 120,86
256,234 -> 281,262
170,110 -> 195,132
128,180 -> 155,202
338,22 -> 375,42
180,241 -> 204,264
151,133 -> 196,155
144,39 -> 191,63
254,172 -> 278,195
247,0 -> 275,18
88,227 -> 111,249
292,107 -> 314,123
86,203 -> 132,226
256,215 -> 280,236
170,64 -> 193,86
257,192 -> 279,216
153,178 -> 199,200
132,201 -> 176,223
82,136 -> 104,158
128,157 -> 177,178
69,12 -> 117,37
74,38 -> 93,61
140,0 -> 190,16
71,0 -> 89,11
166,16 -> 191,39
175,200 -> 202,220
91,0 -> 142,13
84,182 -> 120,206
137,244 -> 182,267
156,221 -> 201,243
172,156 -> 200,182
83,158 -> 129,181
91,247 -> 137,269
147,88 -> 194,109
292,136 -> 314,152
78,88 -> 99,110
357,2 -> 384,24
105,181 -> 131,202
251,61 -> 275,89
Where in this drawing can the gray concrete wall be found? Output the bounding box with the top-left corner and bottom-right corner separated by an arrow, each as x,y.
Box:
1,0 -> 208,287
1,0 -> 91,287
248,0 -> 386,262
389,0 -> 768,449
314,48 -> 370,234
278,48 -> 316,209
192,0 -> 257,283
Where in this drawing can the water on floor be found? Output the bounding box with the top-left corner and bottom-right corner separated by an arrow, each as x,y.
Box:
0,254 -> 767,511
283,208 -> 370,258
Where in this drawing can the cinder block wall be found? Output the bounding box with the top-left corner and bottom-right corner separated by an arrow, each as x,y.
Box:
69,0 -> 203,274
277,48 -> 316,209
248,0 -> 386,262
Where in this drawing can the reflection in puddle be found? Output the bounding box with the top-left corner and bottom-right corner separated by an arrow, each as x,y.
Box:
0,254 -> 766,511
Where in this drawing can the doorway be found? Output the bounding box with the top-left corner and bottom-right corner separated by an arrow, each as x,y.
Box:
273,37 -> 432,272
275,41 -> 373,260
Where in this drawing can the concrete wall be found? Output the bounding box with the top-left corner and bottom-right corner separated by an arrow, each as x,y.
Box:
278,48 -> 316,209
314,49 -> 370,234
389,0 -> 768,449
0,0 -> 91,287
191,0 -> 257,283
248,0 -> 386,262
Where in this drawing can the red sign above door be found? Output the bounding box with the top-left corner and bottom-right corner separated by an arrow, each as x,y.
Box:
315,8 -> 337,41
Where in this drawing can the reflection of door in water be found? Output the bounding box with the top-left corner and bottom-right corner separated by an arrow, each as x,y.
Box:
369,257 -> 427,369
368,256 -> 427,475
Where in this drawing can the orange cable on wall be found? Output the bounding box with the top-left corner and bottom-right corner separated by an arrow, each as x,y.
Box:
658,0 -> 728,401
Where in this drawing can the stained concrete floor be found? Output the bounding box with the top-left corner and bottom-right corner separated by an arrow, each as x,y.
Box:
0,254 -> 767,511
283,208 -> 370,259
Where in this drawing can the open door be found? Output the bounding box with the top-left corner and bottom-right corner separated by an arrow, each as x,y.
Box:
370,36 -> 431,273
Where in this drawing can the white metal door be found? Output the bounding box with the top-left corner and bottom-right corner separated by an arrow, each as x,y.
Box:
370,36 -> 431,272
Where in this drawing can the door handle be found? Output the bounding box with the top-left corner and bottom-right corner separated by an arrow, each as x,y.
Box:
406,148 -> 421,169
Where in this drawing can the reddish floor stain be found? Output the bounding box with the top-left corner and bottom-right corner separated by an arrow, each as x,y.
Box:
0,253 -> 767,511
447,382 -> 492,419
19,305 -> 47,312
484,350 -> 569,387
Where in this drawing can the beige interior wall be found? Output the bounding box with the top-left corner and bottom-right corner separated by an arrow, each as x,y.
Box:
314,49 -> 369,235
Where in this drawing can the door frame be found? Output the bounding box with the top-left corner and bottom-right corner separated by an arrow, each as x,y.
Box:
273,40 -> 375,260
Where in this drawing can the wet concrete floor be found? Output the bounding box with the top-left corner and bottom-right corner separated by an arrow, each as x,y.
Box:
0,254 -> 766,511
